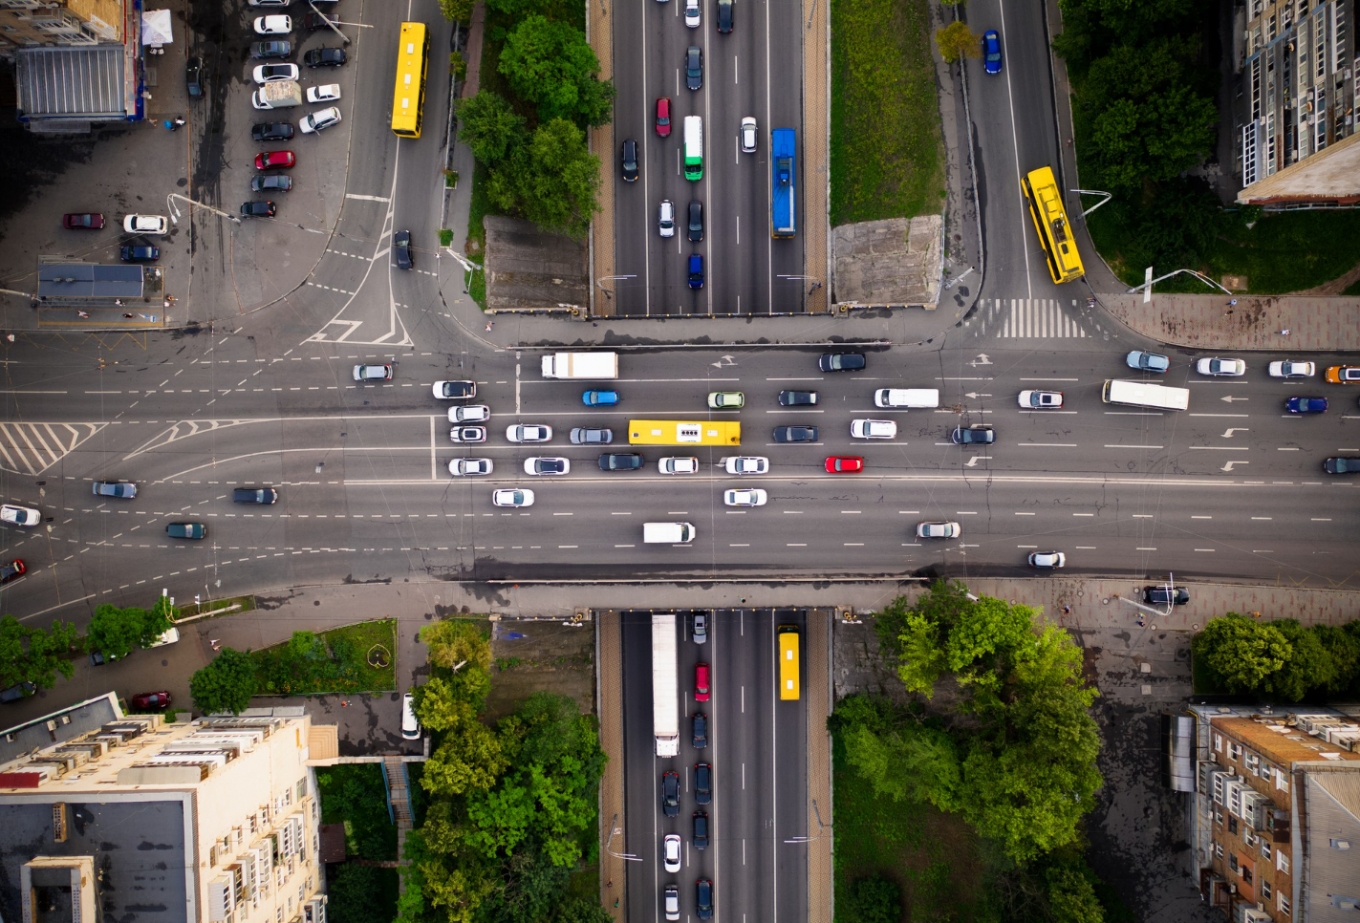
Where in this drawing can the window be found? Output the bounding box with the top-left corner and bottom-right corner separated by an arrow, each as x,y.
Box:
1277,850 -> 1290,873
297,777 -> 308,800
1214,733 -> 1223,752
1229,852 -> 1240,873
1278,892 -> 1291,915
1263,881 -> 1272,899
1229,817 -> 1239,835
1276,769 -> 1290,792
1245,752 -> 1260,773
1258,759 -> 1273,779
1215,842 -> 1225,859
1241,865 -> 1253,884
1228,741 -> 1242,761
1261,841 -> 1271,860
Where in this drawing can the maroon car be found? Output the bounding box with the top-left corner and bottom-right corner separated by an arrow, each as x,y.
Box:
0,559 -> 24,584
63,213 -> 106,230
130,691 -> 172,710
254,150 -> 296,170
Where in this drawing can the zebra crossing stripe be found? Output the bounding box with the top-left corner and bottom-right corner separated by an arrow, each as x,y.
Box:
997,299 -> 1087,338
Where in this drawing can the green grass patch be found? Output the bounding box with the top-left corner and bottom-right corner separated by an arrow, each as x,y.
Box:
252,620 -> 396,695
176,595 -> 255,619
438,228 -> 454,247
316,764 -> 399,861
830,0 -> 944,225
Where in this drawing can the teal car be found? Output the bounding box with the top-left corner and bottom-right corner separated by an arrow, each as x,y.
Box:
582,390 -> 619,406
166,522 -> 207,540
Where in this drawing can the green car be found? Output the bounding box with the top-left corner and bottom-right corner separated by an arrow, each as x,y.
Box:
166,522 -> 207,540
707,391 -> 745,409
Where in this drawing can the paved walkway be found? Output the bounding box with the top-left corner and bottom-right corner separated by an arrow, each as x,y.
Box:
1103,292 -> 1360,352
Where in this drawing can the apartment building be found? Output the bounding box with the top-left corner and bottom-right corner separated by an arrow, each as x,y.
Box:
1236,0 -> 1360,204
0,0 -> 123,52
1186,704 -> 1360,923
0,698 -> 329,923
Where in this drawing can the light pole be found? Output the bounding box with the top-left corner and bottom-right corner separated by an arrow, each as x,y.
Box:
596,275 -> 636,302
777,274 -> 823,296
306,2 -> 352,43
167,193 -> 240,226
783,799 -> 828,843
604,813 -> 641,862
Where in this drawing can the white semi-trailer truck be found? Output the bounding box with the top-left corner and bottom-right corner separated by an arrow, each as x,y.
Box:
652,613 -> 679,757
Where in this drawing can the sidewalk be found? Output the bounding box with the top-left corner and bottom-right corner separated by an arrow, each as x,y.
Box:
1101,291 -> 1360,351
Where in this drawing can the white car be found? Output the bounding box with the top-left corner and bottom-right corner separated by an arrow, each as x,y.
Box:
740,116 -> 757,153
525,457 -> 570,476
299,106 -> 342,134
659,456 -> 699,475
253,15 -> 292,34
248,0 -> 290,6
850,419 -> 897,439
659,199 -> 675,238
0,504 -> 40,527
433,380 -> 476,399
449,425 -> 486,443
684,0 -> 700,26
1268,360 -> 1315,378
916,521 -> 961,539
448,458 -> 494,476
123,214 -> 168,236
1018,390 -> 1063,409
1196,357 -> 1246,377
352,364 -> 392,381
1029,551 -> 1066,568
448,405 -> 490,423
724,456 -> 769,476
663,833 -> 682,872
507,424 -> 553,443
253,63 -> 298,83
724,488 -> 767,507
492,488 -> 535,508
307,84 -> 341,103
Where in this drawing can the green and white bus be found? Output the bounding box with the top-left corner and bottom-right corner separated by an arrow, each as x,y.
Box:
684,116 -> 703,181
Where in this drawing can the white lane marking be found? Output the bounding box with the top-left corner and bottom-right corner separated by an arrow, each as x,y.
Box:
1106,444 -> 1164,449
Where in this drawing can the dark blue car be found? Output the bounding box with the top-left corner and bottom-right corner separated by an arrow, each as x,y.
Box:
983,30 -> 1002,74
688,253 -> 704,289
1286,396 -> 1328,414
582,390 -> 619,406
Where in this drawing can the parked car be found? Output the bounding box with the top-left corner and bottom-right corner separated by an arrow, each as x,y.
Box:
353,364 -> 393,381
583,389 -> 620,406
0,504 -> 41,527
393,230 -> 413,269
449,458 -> 494,476
1196,357 -> 1246,377
63,212 -> 105,230
621,138 -> 639,182
773,425 -> 818,443
1269,360 -> 1315,378
232,487 -> 279,504
252,173 -> 293,192
0,682 -> 37,704
570,428 -> 613,445
252,121 -> 294,142
824,455 -> 864,473
307,83 -> 342,103
982,29 -> 1002,74
707,391 -> 742,409
120,245 -> 160,262
1126,350 -> 1170,373
250,39 -> 292,59
185,56 -> 205,97
661,770 -> 680,817
658,199 -> 676,237
656,96 -> 672,136
0,559 -> 25,585
165,522 -> 206,539
304,46 -> 346,67
599,453 -> 645,471
93,480 -> 137,499
1285,396 -> 1328,414
255,150 -> 296,170
130,691 -> 172,710
301,10 -> 334,31
818,351 -> 865,372
299,106 -> 341,134
240,200 -> 277,218
123,214 -> 168,235
253,63 -> 299,83
1018,390 -> 1064,409
433,380 -> 476,399
1143,585 -> 1190,606
492,488 -> 535,507
951,424 -> 995,444
1029,551 -> 1065,568
916,521 -> 961,539
740,116 -> 757,153
253,15 -> 292,34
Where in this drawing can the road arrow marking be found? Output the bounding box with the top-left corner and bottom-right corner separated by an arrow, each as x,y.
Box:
1221,395 -> 1249,403
1221,461 -> 1249,472
964,392 -> 993,399
1221,427 -> 1251,438
964,456 -> 992,467
711,355 -> 738,368
970,353 -> 992,367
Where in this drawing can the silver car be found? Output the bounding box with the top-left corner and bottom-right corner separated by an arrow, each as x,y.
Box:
723,488 -> 767,507
740,116 -> 757,153
449,425 -> 486,443
448,458 -> 493,476
659,456 -> 699,474
916,521 -> 961,539
448,405 -> 490,423
492,488 -> 535,508
723,456 -> 769,476
0,504 -> 40,527
1196,357 -> 1246,376
507,424 -> 553,443
570,427 -> 614,445
1029,551 -> 1066,568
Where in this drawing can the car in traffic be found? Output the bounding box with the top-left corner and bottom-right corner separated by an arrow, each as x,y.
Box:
656,96 -> 672,136
658,199 -> 676,237
1126,350 -> 1170,373
240,200 -> 277,218
299,106 -> 342,134
688,253 -> 704,289
696,879 -> 713,920
1269,360 -> 1315,378
186,56 -> 205,97
251,173 -> 293,192
740,116 -> 757,153
660,456 -> 699,474
692,812 -> 710,850
724,488 -> 767,507
982,29 -> 1002,74
1,504 -> 40,527
685,45 -> 702,90
916,521 -> 961,539
93,480 -> 137,499
433,380 -> 477,399
570,427 -> 613,444
1029,551 -> 1065,568
250,39 -> 292,59
492,488 -> 535,507
1196,357 -> 1246,376
1323,456 -> 1359,474
685,0 -> 700,26
253,63 -> 298,83
1018,390 -> 1064,409
392,229 -> 413,269
120,245 -> 160,262
449,458 -> 494,476
525,457 -> 570,476
253,15 -> 292,33
123,214 -> 168,235
951,424 -> 995,445
353,363 -> 393,381
304,46 -> 347,67
724,456 -> 768,475
663,833 -> 682,872
717,0 -> 733,32
449,405 -> 490,423
621,138 -> 639,182
850,419 -> 896,439
695,662 -> 710,701
449,425 -> 487,443
1144,585 -> 1189,606
583,389 -> 620,406
0,559 -> 26,585
778,389 -> 817,405
233,487 -> 279,504
693,612 -> 707,643
255,150 -> 296,170
707,391 -> 743,409
165,522 -> 207,540
599,452 -> 645,471
1285,396 -> 1327,414
307,83 -> 342,103
507,424 -> 553,443
130,691 -> 172,710
252,121 -> 294,142
824,455 -> 863,473
818,351 -> 866,372
773,425 -> 818,443
688,200 -> 703,241
664,885 -> 680,922
661,770 -> 680,817
1325,365 -> 1360,383
692,711 -> 707,747
63,212 -> 105,230
694,761 -> 712,804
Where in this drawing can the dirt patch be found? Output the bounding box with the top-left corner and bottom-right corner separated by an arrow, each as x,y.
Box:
485,618 -> 595,720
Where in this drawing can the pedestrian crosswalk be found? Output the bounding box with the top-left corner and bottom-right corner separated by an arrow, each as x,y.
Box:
978,298 -> 1090,339
0,422 -> 106,475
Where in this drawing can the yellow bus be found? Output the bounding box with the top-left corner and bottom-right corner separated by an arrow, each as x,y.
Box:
627,420 -> 741,446
778,625 -> 800,701
391,22 -> 430,138
1020,166 -> 1084,284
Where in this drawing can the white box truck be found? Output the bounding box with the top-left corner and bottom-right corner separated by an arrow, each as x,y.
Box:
874,388 -> 940,409
252,80 -> 303,110
541,352 -> 619,379
653,614 -> 680,757
644,522 -> 695,544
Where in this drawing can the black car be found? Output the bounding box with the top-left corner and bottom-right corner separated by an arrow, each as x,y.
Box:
186,56 -> 205,98
120,245 -> 160,262
88,649 -> 124,666
250,40 -> 293,59
685,45 -> 703,90
252,121 -> 295,142
773,425 -> 819,443
693,711 -> 707,748
621,138 -> 639,183
435,380 -> 477,399
696,879 -> 713,920
393,230 -> 413,269
1324,456 -> 1359,474
241,200 -> 277,218
688,200 -> 704,242
694,762 -> 712,805
778,390 -> 818,406
0,559 -> 24,585
0,681 -> 36,704
252,173 -> 294,192
716,0 -> 733,33
1143,586 -> 1190,606
819,351 -> 866,372
599,452 -> 645,471
233,487 -> 279,504
661,770 -> 680,817
304,46 -> 347,67
951,425 -> 995,445
301,10 -> 334,31
692,812 -> 709,850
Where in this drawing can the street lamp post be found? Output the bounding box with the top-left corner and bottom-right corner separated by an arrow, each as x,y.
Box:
783,799 -> 829,843
603,813 -> 641,862
777,274 -> 823,296
167,193 -> 240,226
596,275 -> 636,301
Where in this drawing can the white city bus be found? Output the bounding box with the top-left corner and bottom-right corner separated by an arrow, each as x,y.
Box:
683,116 -> 703,181
1102,379 -> 1190,411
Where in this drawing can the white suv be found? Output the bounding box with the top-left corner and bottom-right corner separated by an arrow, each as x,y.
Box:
658,199 -> 675,238
850,419 -> 896,439
299,106 -> 342,134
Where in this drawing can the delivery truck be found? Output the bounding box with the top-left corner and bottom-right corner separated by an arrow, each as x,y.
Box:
252,80 -> 303,110
653,614 -> 680,757
540,352 -> 619,379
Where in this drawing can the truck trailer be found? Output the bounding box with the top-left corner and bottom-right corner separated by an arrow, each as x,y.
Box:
652,614 -> 680,757
251,80 -> 303,110
771,127 -> 796,238
540,352 -> 619,379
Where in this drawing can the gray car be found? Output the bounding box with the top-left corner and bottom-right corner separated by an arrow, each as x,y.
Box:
570,427 -> 614,445
93,481 -> 137,499
685,45 -> 702,89
1126,350 -> 1170,373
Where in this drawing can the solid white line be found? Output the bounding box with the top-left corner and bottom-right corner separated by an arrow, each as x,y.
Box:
1188,446 -> 1243,451
1014,511 -> 1035,515
1106,444 -> 1164,449
1192,515 -> 1212,519
1136,547 -> 1157,551
344,193 -> 391,202
1189,413 -> 1249,418
1251,516 -> 1272,520
1016,443 -> 1078,447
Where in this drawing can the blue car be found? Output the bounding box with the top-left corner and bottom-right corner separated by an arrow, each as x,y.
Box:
583,389 -> 619,406
1286,396 -> 1328,414
688,253 -> 704,289
983,30 -> 1002,74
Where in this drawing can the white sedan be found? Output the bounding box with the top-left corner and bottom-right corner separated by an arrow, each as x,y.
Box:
663,834 -> 682,873
1196,357 -> 1246,376
507,424 -> 553,443
850,419 -> 896,439
916,521 -> 961,539
123,214 -> 168,235
253,63 -> 299,83
723,456 -> 769,476
1018,390 -> 1063,409
307,84 -> 341,103
724,488 -> 768,507
1268,360 -> 1314,378
740,116 -> 757,153
1029,551 -> 1066,568
449,426 -> 486,443
448,405 -> 490,423
492,488 -> 535,508
253,14 -> 292,33
448,458 -> 493,476
299,106 -> 342,134
0,504 -> 40,527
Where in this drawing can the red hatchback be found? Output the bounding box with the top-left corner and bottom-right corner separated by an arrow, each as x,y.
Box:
131,691 -> 172,710
824,455 -> 864,474
63,213 -> 105,230
656,97 -> 671,137
255,150 -> 296,170
695,662 -> 710,701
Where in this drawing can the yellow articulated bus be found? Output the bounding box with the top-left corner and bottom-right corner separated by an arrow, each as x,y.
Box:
627,420 -> 741,446
1021,166 -> 1084,285
778,625 -> 800,701
391,22 -> 430,138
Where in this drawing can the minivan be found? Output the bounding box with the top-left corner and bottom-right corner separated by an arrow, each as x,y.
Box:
621,138 -> 639,182
874,388 -> 940,409
644,522 -> 695,543
402,692 -> 422,739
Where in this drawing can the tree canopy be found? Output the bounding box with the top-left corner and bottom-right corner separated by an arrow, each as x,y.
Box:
0,615 -> 79,690
486,119 -> 601,237
1193,613 -> 1360,701
189,648 -> 258,715
85,601 -> 175,660
498,16 -> 613,127
455,92 -> 529,166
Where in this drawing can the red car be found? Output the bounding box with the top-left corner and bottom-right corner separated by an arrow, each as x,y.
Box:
695,662 -> 710,701
131,691 -> 172,710
0,559 -> 25,584
824,456 -> 864,473
656,97 -> 671,137
63,213 -> 105,230
255,150 -> 296,170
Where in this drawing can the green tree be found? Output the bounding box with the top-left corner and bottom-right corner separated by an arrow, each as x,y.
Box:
326,865 -> 391,923
1046,863 -> 1106,923
935,22 -> 979,63
551,899 -> 612,923
841,720 -> 961,812
422,713 -> 508,795
1194,613 -> 1291,694
417,676 -> 492,731
0,615 -> 79,689
420,620 -> 494,684
1269,619 -> 1334,701
487,119 -> 601,237
839,875 -> 901,923
1315,624 -> 1360,695
438,0 -> 475,23
456,92 -> 529,165
189,648 -> 258,714
497,16 -> 613,126
85,601 -> 174,660
484,0 -> 554,18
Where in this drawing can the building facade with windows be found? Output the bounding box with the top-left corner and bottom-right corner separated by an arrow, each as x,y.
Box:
0,702 -> 328,923
1186,704 -> 1360,923
1235,0 -> 1360,204
0,0 -> 123,54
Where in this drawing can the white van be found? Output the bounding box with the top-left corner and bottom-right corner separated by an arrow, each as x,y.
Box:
402,692 -> 422,740
874,388 -> 940,409
644,522 -> 696,544
149,627 -> 180,648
